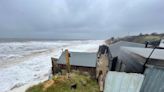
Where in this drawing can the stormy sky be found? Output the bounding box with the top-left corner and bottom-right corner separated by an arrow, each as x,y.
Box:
0,0 -> 164,39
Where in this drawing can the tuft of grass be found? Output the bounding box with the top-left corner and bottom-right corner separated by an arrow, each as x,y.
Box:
26,83 -> 43,92
26,71 -> 99,92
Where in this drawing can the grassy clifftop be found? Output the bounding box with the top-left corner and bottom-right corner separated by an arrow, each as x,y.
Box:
26,71 -> 99,92
106,33 -> 164,44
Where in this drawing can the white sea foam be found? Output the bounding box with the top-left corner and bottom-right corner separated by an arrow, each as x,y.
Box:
0,40 -> 104,92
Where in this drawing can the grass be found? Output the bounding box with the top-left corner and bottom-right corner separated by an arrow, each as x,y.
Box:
130,35 -> 161,44
26,71 -> 99,92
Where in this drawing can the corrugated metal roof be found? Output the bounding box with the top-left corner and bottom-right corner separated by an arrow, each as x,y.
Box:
118,47 -> 144,73
106,41 -> 145,73
140,67 -> 164,92
159,39 -> 164,47
121,47 -> 164,60
58,51 -> 97,67
104,71 -> 144,92
118,46 -> 164,73
109,41 -> 144,57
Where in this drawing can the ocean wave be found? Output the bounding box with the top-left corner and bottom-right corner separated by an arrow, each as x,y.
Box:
0,40 -> 104,92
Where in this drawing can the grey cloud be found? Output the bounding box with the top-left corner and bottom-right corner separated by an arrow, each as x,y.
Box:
0,0 -> 164,39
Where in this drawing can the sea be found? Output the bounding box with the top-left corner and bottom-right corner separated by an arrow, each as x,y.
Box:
0,39 -> 104,92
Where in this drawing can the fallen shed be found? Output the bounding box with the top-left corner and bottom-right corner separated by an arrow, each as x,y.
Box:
107,41 -> 145,72
102,40 -> 164,92
119,46 -> 164,73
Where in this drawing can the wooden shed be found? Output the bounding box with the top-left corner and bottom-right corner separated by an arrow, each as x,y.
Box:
53,51 -> 97,76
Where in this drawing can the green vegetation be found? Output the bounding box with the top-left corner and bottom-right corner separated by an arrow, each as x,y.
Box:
26,71 -> 99,92
129,35 -> 161,44
106,33 -> 164,44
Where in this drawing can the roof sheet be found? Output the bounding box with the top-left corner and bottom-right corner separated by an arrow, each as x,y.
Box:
58,51 -> 97,67
121,47 -> 164,60
108,41 -> 144,57
140,68 -> 164,92
159,39 -> 164,47
104,71 -> 144,92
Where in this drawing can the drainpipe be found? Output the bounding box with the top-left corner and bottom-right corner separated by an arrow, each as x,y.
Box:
142,47 -> 156,74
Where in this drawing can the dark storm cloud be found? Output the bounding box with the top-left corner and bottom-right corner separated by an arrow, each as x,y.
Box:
0,0 -> 164,39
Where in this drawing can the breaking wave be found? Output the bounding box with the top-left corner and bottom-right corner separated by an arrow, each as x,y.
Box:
0,40 -> 104,92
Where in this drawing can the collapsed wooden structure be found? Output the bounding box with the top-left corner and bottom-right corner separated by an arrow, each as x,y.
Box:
104,40 -> 164,92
